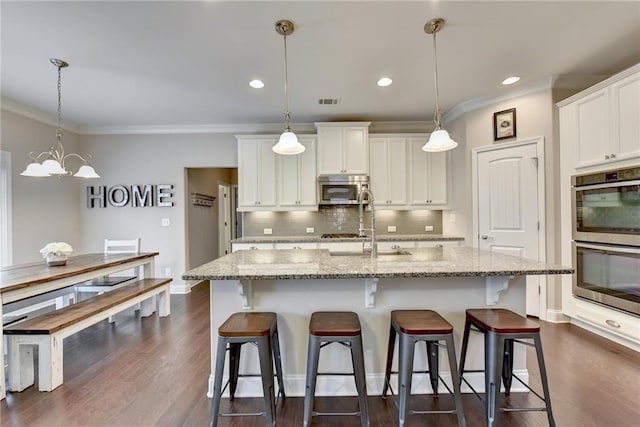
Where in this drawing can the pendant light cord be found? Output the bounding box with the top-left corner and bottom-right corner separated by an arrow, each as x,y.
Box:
432,29 -> 442,129
283,30 -> 291,131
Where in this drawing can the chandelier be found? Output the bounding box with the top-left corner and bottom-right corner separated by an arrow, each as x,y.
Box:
272,19 -> 305,155
422,19 -> 458,152
21,58 -> 100,178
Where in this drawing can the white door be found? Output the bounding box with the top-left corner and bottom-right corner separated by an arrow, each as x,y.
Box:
476,142 -> 542,317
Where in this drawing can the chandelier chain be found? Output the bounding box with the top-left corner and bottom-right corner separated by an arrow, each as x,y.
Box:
56,63 -> 63,141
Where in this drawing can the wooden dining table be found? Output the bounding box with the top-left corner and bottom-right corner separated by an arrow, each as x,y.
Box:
0,252 -> 158,400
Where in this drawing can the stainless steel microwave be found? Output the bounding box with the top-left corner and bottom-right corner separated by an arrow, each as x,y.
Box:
318,175 -> 369,205
572,166 -> 640,247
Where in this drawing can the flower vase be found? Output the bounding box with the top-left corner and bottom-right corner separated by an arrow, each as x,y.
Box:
46,253 -> 68,267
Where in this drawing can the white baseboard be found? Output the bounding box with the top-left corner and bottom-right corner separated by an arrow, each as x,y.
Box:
545,309 -> 570,323
206,370 -> 530,398
169,283 -> 190,294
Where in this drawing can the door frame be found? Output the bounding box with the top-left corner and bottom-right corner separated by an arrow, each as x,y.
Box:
471,136 -> 547,319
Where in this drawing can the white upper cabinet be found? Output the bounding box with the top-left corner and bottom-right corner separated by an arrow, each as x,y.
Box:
559,65 -> 640,169
316,122 -> 370,175
237,137 -> 277,211
369,137 -> 408,209
408,137 -> 449,207
278,137 -> 317,210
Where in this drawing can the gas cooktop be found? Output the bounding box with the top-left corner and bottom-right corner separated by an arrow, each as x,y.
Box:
320,233 -> 360,239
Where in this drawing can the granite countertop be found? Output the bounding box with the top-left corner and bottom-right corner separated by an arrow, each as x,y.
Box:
183,247 -> 573,281
231,234 -> 465,244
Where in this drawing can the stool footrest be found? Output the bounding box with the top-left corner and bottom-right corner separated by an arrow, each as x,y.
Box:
313,411 -> 361,417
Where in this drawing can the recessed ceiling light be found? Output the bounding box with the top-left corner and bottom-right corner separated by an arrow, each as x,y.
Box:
377,77 -> 393,87
249,79 -> 265,89
502,76 -> 520,85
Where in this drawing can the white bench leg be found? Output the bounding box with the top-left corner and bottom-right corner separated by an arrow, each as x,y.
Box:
158,287 -> 171,317
7,336 -> 35,392
140,295 -> 156,317
37,335 -> 64,392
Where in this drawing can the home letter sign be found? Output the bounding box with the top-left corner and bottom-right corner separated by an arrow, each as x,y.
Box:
87,184 -> 174,208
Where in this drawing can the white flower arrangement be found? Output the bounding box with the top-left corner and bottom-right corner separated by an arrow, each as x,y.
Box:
40,242 -> 73,258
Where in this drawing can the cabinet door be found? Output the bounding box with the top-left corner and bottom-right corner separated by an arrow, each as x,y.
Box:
297,138 -> 318,206
232,243 -> 274,252
257,140 -> 277,207
317,127 -> 345,174
278,148 -> 299,207
238,139 -> 259,208
387,138 -> 408,205
343,127 -> 368,174
575,89 -> 611,168
369,138 -> 391,205
611,72 -> 640,163
408,138 -> 448,207
427,151 -> 448,205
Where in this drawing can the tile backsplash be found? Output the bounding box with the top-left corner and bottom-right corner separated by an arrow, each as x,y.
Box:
241,207 -> 443,237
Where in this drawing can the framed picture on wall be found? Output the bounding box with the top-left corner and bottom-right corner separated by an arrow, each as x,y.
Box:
493,108 -> 516,141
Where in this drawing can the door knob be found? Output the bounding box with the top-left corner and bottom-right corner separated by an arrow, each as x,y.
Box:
481,234 -> 489,240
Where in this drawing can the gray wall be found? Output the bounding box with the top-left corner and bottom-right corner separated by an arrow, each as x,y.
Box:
0,110 -> 83,264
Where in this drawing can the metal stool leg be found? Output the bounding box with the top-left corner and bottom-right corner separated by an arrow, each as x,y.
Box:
228,343 -> 241,400
533,334 -> 556,427
272,326 -> 286,399
502,338 -> 514,395
210,337 -> 228,427
485,331 -> 504,427
444,335 -> 467,427
303,335 -> 321,427
426,341 -> 439,396
382,324 -> 397,398
257,335 -> 276,426
351,335 -> 370,427
397,333 -> 415,427
458,319 -> 472,384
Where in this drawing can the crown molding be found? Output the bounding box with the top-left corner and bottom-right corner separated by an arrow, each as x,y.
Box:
1,97 -> 83,134
442,77 -> 556,125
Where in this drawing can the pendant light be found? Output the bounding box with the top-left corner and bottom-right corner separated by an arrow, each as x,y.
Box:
21,59 -> 100,178
272,19 -> 305,155
422,19 -> 458,153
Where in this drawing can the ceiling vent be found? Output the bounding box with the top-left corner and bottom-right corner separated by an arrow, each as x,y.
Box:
318,98 -> 339,105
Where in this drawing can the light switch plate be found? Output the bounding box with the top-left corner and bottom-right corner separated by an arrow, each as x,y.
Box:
425,225 -> 434,232
264,228 -> 273,235
306,227 -> 315,234
164,267 -> 172,277
161,218 -> 170,227
387,225 -> 397,233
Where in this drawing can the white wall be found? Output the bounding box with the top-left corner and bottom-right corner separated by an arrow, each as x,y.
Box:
80,133 -> 237,293
0,110 -> 83,264
444,89 -> 563,310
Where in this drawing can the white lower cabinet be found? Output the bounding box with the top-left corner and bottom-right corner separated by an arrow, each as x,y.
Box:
274,243 -> 319,250
318,241 -> 364,253
232,243 -> 274,252
377,241 -> 416,251
416,240 -> 462,248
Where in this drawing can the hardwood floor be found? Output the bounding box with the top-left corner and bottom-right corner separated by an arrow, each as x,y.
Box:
2,282 -> 639,426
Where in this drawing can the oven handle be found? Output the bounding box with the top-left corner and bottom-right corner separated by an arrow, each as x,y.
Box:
575,241 -> 640,255
573,180 -> 640,191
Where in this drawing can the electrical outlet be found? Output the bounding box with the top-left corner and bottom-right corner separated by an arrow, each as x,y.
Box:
263,228 -> 273,235
161,218 -> 170,227
449,213 -> 456,223
425,225 -> 434,232
387,225 -> 397,233
164,267 -> 172,277
306,227 -> 315,234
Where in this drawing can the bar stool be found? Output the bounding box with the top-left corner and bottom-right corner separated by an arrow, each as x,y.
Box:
459,308 -> 555,427
381,310 -> 466,427
303,311 -> 369,427
210,312 -> 286,427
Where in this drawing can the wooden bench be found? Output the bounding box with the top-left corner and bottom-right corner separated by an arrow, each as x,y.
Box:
3,278 -> 171,392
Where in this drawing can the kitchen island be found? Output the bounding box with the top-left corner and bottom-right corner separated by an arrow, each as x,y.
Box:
183,247 -> 572,398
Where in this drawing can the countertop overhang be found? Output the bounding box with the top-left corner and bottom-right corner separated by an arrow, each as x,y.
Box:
230,234 -> 464,244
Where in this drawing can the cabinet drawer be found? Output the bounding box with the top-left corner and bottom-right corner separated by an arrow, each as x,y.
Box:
232,243 -> 274,252
377,241 -> 416,251
274,243 -> 318,250
318,241 -> 364,253
574,298 -> 640,343
416,240 -> 461,248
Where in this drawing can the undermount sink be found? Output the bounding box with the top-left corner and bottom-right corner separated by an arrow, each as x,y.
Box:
329,249 -> 412,257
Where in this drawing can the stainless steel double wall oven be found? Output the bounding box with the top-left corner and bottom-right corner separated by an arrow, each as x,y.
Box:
572,166 -> 640,316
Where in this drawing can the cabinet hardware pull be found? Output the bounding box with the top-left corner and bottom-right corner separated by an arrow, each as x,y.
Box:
605,319 -> 621,328
604,154 -> 610,160
391,245 -> 400,249
610,153 -> 616,158
481,234 -> 489,240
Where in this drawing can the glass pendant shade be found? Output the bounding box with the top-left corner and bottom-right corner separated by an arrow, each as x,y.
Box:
74,165 -> 101,178
273,130 -> 305,155
422,129 -> 458,152
20,162 -> 50,177
41,159 -> 67,175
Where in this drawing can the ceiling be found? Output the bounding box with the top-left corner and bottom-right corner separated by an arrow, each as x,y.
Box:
2,1 -> 639,132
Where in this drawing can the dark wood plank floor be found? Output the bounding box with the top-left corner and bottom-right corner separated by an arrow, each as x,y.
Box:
2,282 -> 639,426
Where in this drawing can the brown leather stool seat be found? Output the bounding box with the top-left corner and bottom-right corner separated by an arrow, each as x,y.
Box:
304,311 -> 369,427
210,312 -> 285,427
459,308 -> 554,427
382,310 -> 465,427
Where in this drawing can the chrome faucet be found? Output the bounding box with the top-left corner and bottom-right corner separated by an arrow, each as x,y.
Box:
358,187 -> 377,258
